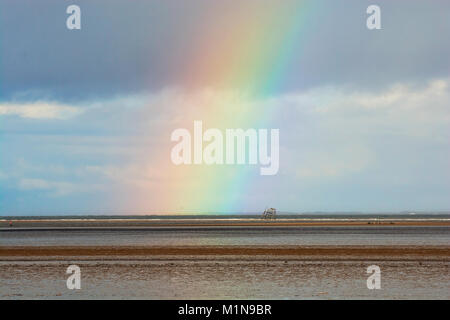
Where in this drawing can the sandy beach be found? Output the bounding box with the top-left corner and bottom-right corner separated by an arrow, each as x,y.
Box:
2,218 -> 449,259
1,250 -> 449,299
1,245 -> 449,260
1,217 -> 449,299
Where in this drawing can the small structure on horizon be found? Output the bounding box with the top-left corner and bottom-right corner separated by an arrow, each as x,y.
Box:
262,208 -> 277,220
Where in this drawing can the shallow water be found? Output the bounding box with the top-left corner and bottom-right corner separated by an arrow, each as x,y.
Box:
2,226 -> 449,246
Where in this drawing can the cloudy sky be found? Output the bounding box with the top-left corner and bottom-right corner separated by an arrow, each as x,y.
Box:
1,0 -> 449,215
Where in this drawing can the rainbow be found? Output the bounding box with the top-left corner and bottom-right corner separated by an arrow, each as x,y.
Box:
135,1 -> 317,214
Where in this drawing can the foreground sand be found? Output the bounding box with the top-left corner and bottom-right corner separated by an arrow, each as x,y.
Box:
1,259 -> 448,299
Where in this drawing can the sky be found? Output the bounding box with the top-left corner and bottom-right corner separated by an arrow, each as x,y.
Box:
0,0 -> 449,215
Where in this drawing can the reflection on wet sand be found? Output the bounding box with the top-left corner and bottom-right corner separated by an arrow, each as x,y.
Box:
1,218 -> 449,299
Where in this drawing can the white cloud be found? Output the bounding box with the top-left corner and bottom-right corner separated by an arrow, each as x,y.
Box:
3,79 -> 449,211
0,102 -> 82,119
273,79 -> 450,180
18,178 -> 77,196
294,144 -> 373,179
283,79 -> 450,140
17,178 -> 103,196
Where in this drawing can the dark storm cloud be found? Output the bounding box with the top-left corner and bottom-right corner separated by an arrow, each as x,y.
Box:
0,0 -> 449,102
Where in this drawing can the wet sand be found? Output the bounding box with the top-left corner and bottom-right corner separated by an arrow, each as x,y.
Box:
1,257 -> 449,299
1,245 -> 449,260
1,220 -> 449,299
